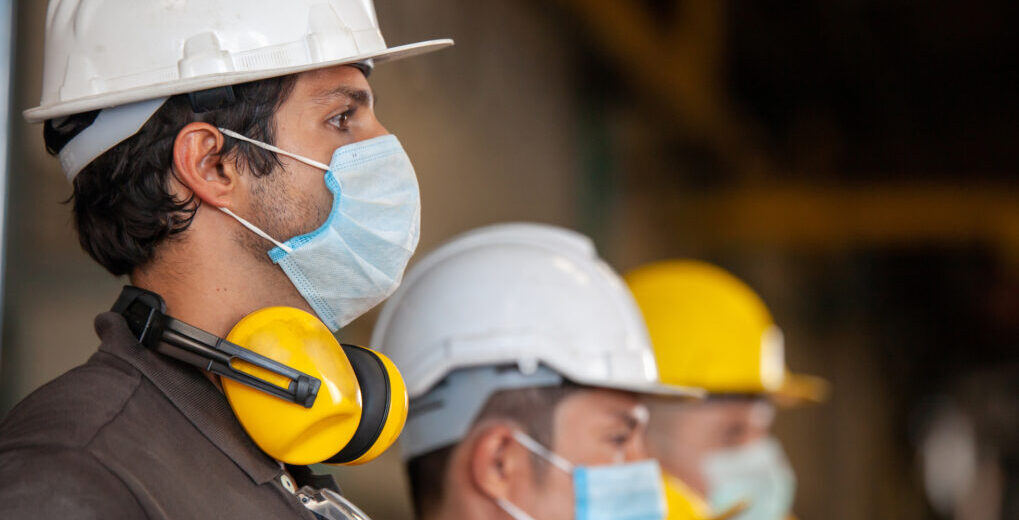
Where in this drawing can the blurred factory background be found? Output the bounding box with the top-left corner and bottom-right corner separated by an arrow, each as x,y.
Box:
1,1 -> 1016,519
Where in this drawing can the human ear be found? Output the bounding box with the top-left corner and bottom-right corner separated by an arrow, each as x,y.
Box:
171,122 -> 238,208
468,424 -> 529,500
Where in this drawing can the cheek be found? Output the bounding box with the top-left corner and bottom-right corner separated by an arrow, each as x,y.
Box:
288,169 -> 333,236
651,421 -> 714,483
307,174 -> 333,226
250,167 -> 331,240
528,467 -> 575,520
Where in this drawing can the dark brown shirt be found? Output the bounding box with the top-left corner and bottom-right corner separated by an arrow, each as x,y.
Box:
0,312 -> 339,519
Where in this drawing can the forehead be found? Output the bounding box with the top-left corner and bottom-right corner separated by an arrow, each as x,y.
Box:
656,397 -> 775,429
555,389 -> 646,429
290,64 -> 372,99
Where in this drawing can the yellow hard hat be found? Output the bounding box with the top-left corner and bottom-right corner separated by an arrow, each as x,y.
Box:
224,307 -> 408,465
664,473 -> 712,520
625,261 -> 828,403
664,474 -> 748,520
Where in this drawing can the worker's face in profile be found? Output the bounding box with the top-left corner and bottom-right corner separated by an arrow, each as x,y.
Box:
647,397 -> 775,495
514,389 -> 651,520
242,64 -> 388,253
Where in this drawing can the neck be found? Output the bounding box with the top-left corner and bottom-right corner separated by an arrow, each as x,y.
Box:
427,456 -> 513,520
427,495 -> 505,520
130,207 -> 311,339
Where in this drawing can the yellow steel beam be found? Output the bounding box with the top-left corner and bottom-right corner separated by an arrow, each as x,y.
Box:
657,182 -> 1019,263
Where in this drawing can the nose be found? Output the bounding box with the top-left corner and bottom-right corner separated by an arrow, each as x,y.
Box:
360,114 -> 388,141
625,433 -> 652,461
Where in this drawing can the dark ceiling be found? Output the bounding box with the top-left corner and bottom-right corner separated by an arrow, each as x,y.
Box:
727,0 -> 1019,179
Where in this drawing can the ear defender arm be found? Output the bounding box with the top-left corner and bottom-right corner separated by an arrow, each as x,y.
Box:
112,286 -> 321,408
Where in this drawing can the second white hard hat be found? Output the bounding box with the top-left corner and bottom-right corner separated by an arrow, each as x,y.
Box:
25,0 -> 453,123
371,223 -> 703,400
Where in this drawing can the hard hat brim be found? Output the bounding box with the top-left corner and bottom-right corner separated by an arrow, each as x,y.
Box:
573,377 -> 706,400
24,38 -> 454,123
772,372 -> 830,406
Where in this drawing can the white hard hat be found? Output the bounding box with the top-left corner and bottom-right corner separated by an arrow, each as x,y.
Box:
373,223 -> 703,459
372,223 -> 703,399
25,0 -> 452,123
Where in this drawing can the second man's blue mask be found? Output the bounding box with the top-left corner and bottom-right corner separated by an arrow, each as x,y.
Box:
498,430 -> 667,520
218,128 -> 420,331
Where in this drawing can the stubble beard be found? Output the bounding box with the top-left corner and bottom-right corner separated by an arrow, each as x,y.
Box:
237,168 -> 332,307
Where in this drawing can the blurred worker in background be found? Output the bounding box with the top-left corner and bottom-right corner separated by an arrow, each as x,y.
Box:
371,223 -> 704,520
0,1 -> 450,517
913,368 -> 1019,520
625,261 -> 829,520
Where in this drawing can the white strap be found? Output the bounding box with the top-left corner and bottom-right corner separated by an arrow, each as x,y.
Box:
218,127 -> 329,171
59,97 -> 169,180
495,498 -> 537,520
511,430 -> 573,473
219,207 -> 293,254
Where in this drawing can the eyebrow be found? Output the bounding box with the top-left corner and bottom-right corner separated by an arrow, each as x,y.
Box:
613,410 -> 642,431
311,85 -> 373,107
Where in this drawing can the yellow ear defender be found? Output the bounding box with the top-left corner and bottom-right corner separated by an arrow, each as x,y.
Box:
112,286 -> 408,466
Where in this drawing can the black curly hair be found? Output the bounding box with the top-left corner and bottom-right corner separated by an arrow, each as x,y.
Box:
43,76 -> 297,276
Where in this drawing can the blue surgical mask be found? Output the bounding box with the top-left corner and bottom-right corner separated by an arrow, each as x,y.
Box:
702,437 -> 796,520
217,129 -> 420,331
498,430 -> 667,520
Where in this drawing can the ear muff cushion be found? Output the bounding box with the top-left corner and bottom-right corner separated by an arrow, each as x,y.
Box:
325,345 -> 391,464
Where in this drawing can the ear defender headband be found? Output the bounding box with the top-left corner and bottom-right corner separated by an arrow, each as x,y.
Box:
113,286 -> 408,466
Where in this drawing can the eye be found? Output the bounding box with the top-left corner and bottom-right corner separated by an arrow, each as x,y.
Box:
607,432 -> 630,447
328,108 -> 356,130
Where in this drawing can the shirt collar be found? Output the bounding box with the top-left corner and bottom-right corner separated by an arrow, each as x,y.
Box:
94,311 -> 283,485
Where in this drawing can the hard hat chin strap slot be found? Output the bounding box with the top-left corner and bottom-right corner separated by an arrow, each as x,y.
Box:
188,86 -> 237,113
112,285 -> 321,408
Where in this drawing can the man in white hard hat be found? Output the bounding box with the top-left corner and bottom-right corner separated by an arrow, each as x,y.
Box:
371,223 -> 704,520
0,1 -> 450,518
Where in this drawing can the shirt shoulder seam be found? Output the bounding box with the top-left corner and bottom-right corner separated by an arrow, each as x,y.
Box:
80,375 -> 149,516
83,367 -> 144,448
81,447 -> 149,517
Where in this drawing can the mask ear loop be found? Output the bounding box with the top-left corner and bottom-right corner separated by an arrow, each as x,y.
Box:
218,127 -> 330,171
219,207 -> 293,254
214,127 -> 332,255
511,430 -> 574,474
495,498 -> 538,520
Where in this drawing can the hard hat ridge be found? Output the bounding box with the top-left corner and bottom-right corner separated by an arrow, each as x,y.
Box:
26,0 -> 453,123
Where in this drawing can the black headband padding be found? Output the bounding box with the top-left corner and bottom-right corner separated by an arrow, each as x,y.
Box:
43,109 -> 101,154
189,86 -> 237,113
325,345 -> 392,464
